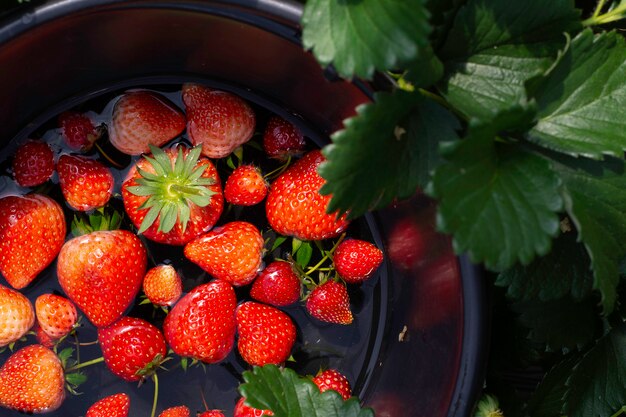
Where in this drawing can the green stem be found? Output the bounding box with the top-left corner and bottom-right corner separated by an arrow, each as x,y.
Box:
74,333 -> 80,365
417,88 -> 468,122
593,0 -> 608,18
94,142 -> 123,169
151,373 -> 159,417
66,356 -> 104,372
305,234 -> 346,276
610,406 -> 626,417
583,2 -> 626,25
169,183 -> 203,196
264,156 -> 292,180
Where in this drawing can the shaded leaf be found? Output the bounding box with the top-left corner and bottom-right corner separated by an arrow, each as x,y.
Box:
526,354 -> 581,417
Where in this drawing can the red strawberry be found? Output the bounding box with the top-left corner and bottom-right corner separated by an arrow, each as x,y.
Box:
122,144 -> 224,245
0,194 -> 66,289
86,393 -> 130,417
182,84 -> 256,159
224,165 -> 268,206
0,345 -> 65,413
109,90 -> 185,155
12,140 -> 54,187
58,154 -> 114,211
233,397 -> 273,417
263,116 -> 306,160
0,285 -> 34,347
312,369 -> 352,400
59,111 -> 102,152
35,294 -> 77,339
305,281 -> 353,325
98,316 -> 167,382
250,261 -> 301,306
266,150 -> 349,241
57,230 -> 147,327
333,239 -> 383,284
235,301 -> 296,366
387,218 -> 428,271
159,405 -> 190,417
184,221 -> 264,287
143,264 -> 183,306
199,411 -> 226,417
34,322 -> 56,348
164,280 -> 236,363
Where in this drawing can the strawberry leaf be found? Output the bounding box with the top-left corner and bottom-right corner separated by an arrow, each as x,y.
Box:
296,241 -> 313,269
526,355 -> 581,417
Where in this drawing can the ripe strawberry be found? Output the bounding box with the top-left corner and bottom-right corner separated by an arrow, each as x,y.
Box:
109,90 -> 185,155
34,322 -> 56,348
122,144 -> 224,245
59,111 -> 102,152
0,285 -> 34,347
182,83 -> 255,159
199,411 -> 226,417
387,218 -> 427,271
98,316 -> 167,382
35,293 -> 77,339
312,369 -> 352,400
184,221 -> 264,286
235,301 -> 296,366
86,393 -> 130,417
58,154 -> 114,211
57,230 -> 147,327
0,194 -> 66,289
0,345 -> 65,413
164,280 -> 236,363
143,264 -> 183,306
305,281 -> 353,325
12,140 -> 54,187
266,150 -> 349,241
224,165 -> 268,206
250,261 -> 301,306
159,406 -> 190,417
333,239 -> 383,284
233,397 -> 273,417
263,116 -> 306,160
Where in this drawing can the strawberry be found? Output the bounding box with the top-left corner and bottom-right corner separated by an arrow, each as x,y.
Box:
233,397 -> 273,417
0,285 -> 34,347
108,90 -> 186,155
184,221 -> 264,286
12,140 -> 54,187
86,393 -> 130,417
199,411 -> 226,417
263,116 -> 306,160
58,154 -> 114,211
34,322 -> 56,348
333,239 -> 383,284
224,165 -> 268,206
235,301 -> 296,366
250,261 -> 301,306
387,218 -> 427,271
98,316 -> 167,382
0,194 -> 66,289
159,406 -> 190,417
59,111 -> 102,152
312,369 -> 352,400
57,230 -> 147,327
266,150 -> 349,241
143,264 -> 183,306
305,281 -> 353,325
35,293 -> 77,339
122,144 -> 224,245
164,280 -> 236,363
0,344 -> 65,413
182,83 -> 255,159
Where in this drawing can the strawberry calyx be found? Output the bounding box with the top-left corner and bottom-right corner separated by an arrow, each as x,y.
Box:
71,207 -> 124,236
135,353 -> 170,382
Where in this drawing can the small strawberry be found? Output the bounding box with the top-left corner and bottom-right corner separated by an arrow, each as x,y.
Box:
250,261 -> 301,306
198,411 -> 226,417
387,218 -> 427,271
86,393 -> 130,417
333,239 -> 383,284
34,322 -> 56,349
35,293 -> 77,340
0,344 -> 65,413
164,280 -> 236,363
184,221 -> 264,286
224,165 -> 268,206
143,264 -> 183,306
0,285 -> 34,347
122,144 -> 224,245
57,230 -> 147,327
312,369 -> 352,400
266,150 -> 349,241
58,154 -> 114,211
0,194 -> 66,289
108,90 -> 186,155
305,281 -> 353,325
233,397 -> 273,417
12,140 -> 55,187
159,405 -> 190,417
59,111 -> 102,152
263,116 -> 306,160
235,301 -> 296,366
182,83 -> 255,159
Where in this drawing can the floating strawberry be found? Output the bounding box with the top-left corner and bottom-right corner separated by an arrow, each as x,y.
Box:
143,264 -> 183,307
12,140 -> 54,187
263,116 -> 306,160
235,301 -> 296,366
86,393 -> 130,417
59,111 -> 102,152
57,230 -> 147,327
224,165 -> 268,206
122,144 -> 224,245
305,281 -> 353,325
35,294 -> 77,340
333,239 -> 383,284
0,194 -> 66,289
233,397 -> 273,417
182,83 -> 255,159
164,280 -> 236,363
0,344 -> 65,413
57,154 -> 114,211
159,406 -> 190,417
266,150 -> 349,241
108,90 -> 185,155
184,221 -> 264,286
312,369 -> 352,400
0,285 -> 34,347
250,261 -> 301,306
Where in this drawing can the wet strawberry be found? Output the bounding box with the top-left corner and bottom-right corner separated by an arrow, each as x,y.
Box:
159,405 -> 190,417
263,116 -> 306,160
305,281 -> 353,325
86,393 -> 130,417
143,264 -> 183,306
59,111 -> 102,152
198,411 -> 226,417
58,154 -> 114,211
35,294 -> 77,340
233,397 -> 273,417
312,369 -> 352,400
334,239 -> 383,284
224,165 -> 268,206
0,285 -> 34,347
12,140 -> 54,187
250,261 -> 301,306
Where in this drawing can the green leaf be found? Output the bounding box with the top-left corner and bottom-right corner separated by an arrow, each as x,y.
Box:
292,238 -> 303,255
271,236 -> 288,252
319,91 -> 460,219
526,354 -> 581,417
404,45 -> 444,88
296,241 -> 313,269
301,0 -> 430,79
